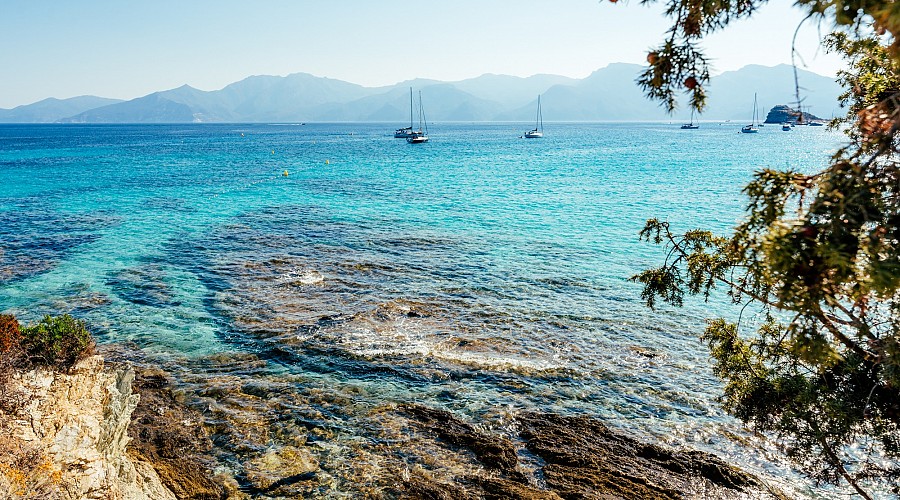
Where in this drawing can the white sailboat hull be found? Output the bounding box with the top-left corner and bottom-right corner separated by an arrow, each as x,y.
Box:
523,95 -> 543,138
742,93 -> 760,134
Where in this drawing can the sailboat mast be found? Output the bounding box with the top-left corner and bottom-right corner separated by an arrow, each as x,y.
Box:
753,93 -> 759,126
409,87 -> 413,129
538,95 -> 543,131
417,91 -> 426,134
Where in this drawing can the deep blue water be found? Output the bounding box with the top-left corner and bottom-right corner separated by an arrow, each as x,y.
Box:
0,122 -> 843,496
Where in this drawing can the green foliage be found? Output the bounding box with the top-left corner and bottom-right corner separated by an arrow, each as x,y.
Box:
0,314 -> 96,419
629,1 -> 900,496
18,315 -> 95,369
635,0 -> 900,114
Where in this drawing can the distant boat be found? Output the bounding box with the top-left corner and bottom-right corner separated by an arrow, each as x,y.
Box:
407,91 -> 428,144
394,87 -> 416,138
524,95 -> 543,138
809,121 -> 824,127
741,93 -> 760,133
680,109 -> 699,129
782,123 -> 792,131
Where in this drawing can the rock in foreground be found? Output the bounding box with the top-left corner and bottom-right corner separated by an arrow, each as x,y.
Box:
0,355 -> 175,499
392,405 -> 786,499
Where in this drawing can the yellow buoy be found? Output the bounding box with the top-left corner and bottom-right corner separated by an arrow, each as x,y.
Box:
283,170 -> 289,177
272,150 -> 275,154
325,159 -> 330,165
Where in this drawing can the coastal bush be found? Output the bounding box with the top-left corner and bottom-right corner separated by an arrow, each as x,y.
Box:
0,314 -> 69,498
19,314 -> 95,369
629,0 -> 900,497
0,314 -> 96,413
0,314 -> 21,353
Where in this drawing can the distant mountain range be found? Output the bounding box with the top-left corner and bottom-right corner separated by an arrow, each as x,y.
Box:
0,64 -> 843,123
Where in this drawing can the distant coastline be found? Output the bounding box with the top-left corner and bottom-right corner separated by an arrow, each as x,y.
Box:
0,64 -> 842,124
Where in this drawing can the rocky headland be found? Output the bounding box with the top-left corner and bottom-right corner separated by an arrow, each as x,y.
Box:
763,104 -> 825,124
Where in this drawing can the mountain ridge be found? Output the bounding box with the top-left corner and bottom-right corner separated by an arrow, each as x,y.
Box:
0,64 -> 842,123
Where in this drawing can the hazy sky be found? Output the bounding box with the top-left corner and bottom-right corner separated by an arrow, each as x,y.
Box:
0,1 -> 845,109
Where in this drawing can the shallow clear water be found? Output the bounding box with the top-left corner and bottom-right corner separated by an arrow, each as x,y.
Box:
0,122 -> 843,496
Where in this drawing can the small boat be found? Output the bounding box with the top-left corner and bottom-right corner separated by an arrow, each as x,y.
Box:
407,131 -> 428,144
407,91 -> 428,144
394,127 -> 414,138
741,93 -> 760,133
394,88 -> 416,138
524,95 -> 543,138
809,121 -> 824,127
680,109 -> 699,129
782,123 -> 792,131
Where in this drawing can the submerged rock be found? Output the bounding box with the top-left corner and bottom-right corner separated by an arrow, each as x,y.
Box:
517,412 -> 778,499
399,403 -> 519,471
241,446 -> 318,496
392,404 -> 785,499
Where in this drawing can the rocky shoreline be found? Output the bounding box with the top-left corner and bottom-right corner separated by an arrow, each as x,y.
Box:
0,346 -> 788,499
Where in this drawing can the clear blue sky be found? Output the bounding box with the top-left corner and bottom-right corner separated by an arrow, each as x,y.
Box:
0,0 -> 845,109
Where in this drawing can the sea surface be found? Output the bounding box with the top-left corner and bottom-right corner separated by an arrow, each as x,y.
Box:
0,122 -> 844,497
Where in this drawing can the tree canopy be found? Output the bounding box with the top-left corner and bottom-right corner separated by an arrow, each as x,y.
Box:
629,0 -> 900,497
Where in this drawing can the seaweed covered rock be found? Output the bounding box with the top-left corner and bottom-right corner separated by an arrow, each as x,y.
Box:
127,366 -> 228,499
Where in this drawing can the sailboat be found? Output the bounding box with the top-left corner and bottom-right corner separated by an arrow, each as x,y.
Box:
407,91 -> 428,144
524,95 -> 543,138
394,87 -> 415,138
741,93 -> 760,133
680,109 -> 699,129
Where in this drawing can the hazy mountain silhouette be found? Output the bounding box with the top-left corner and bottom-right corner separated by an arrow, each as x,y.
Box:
703,64 -> 841,120
0,96 -> 123,123
2,64 -> 842,123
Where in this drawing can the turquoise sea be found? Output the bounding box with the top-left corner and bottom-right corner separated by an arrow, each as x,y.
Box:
0,122 -> 843,497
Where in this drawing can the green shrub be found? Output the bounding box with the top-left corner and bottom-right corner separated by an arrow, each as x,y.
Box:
19,315 -> 95,369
